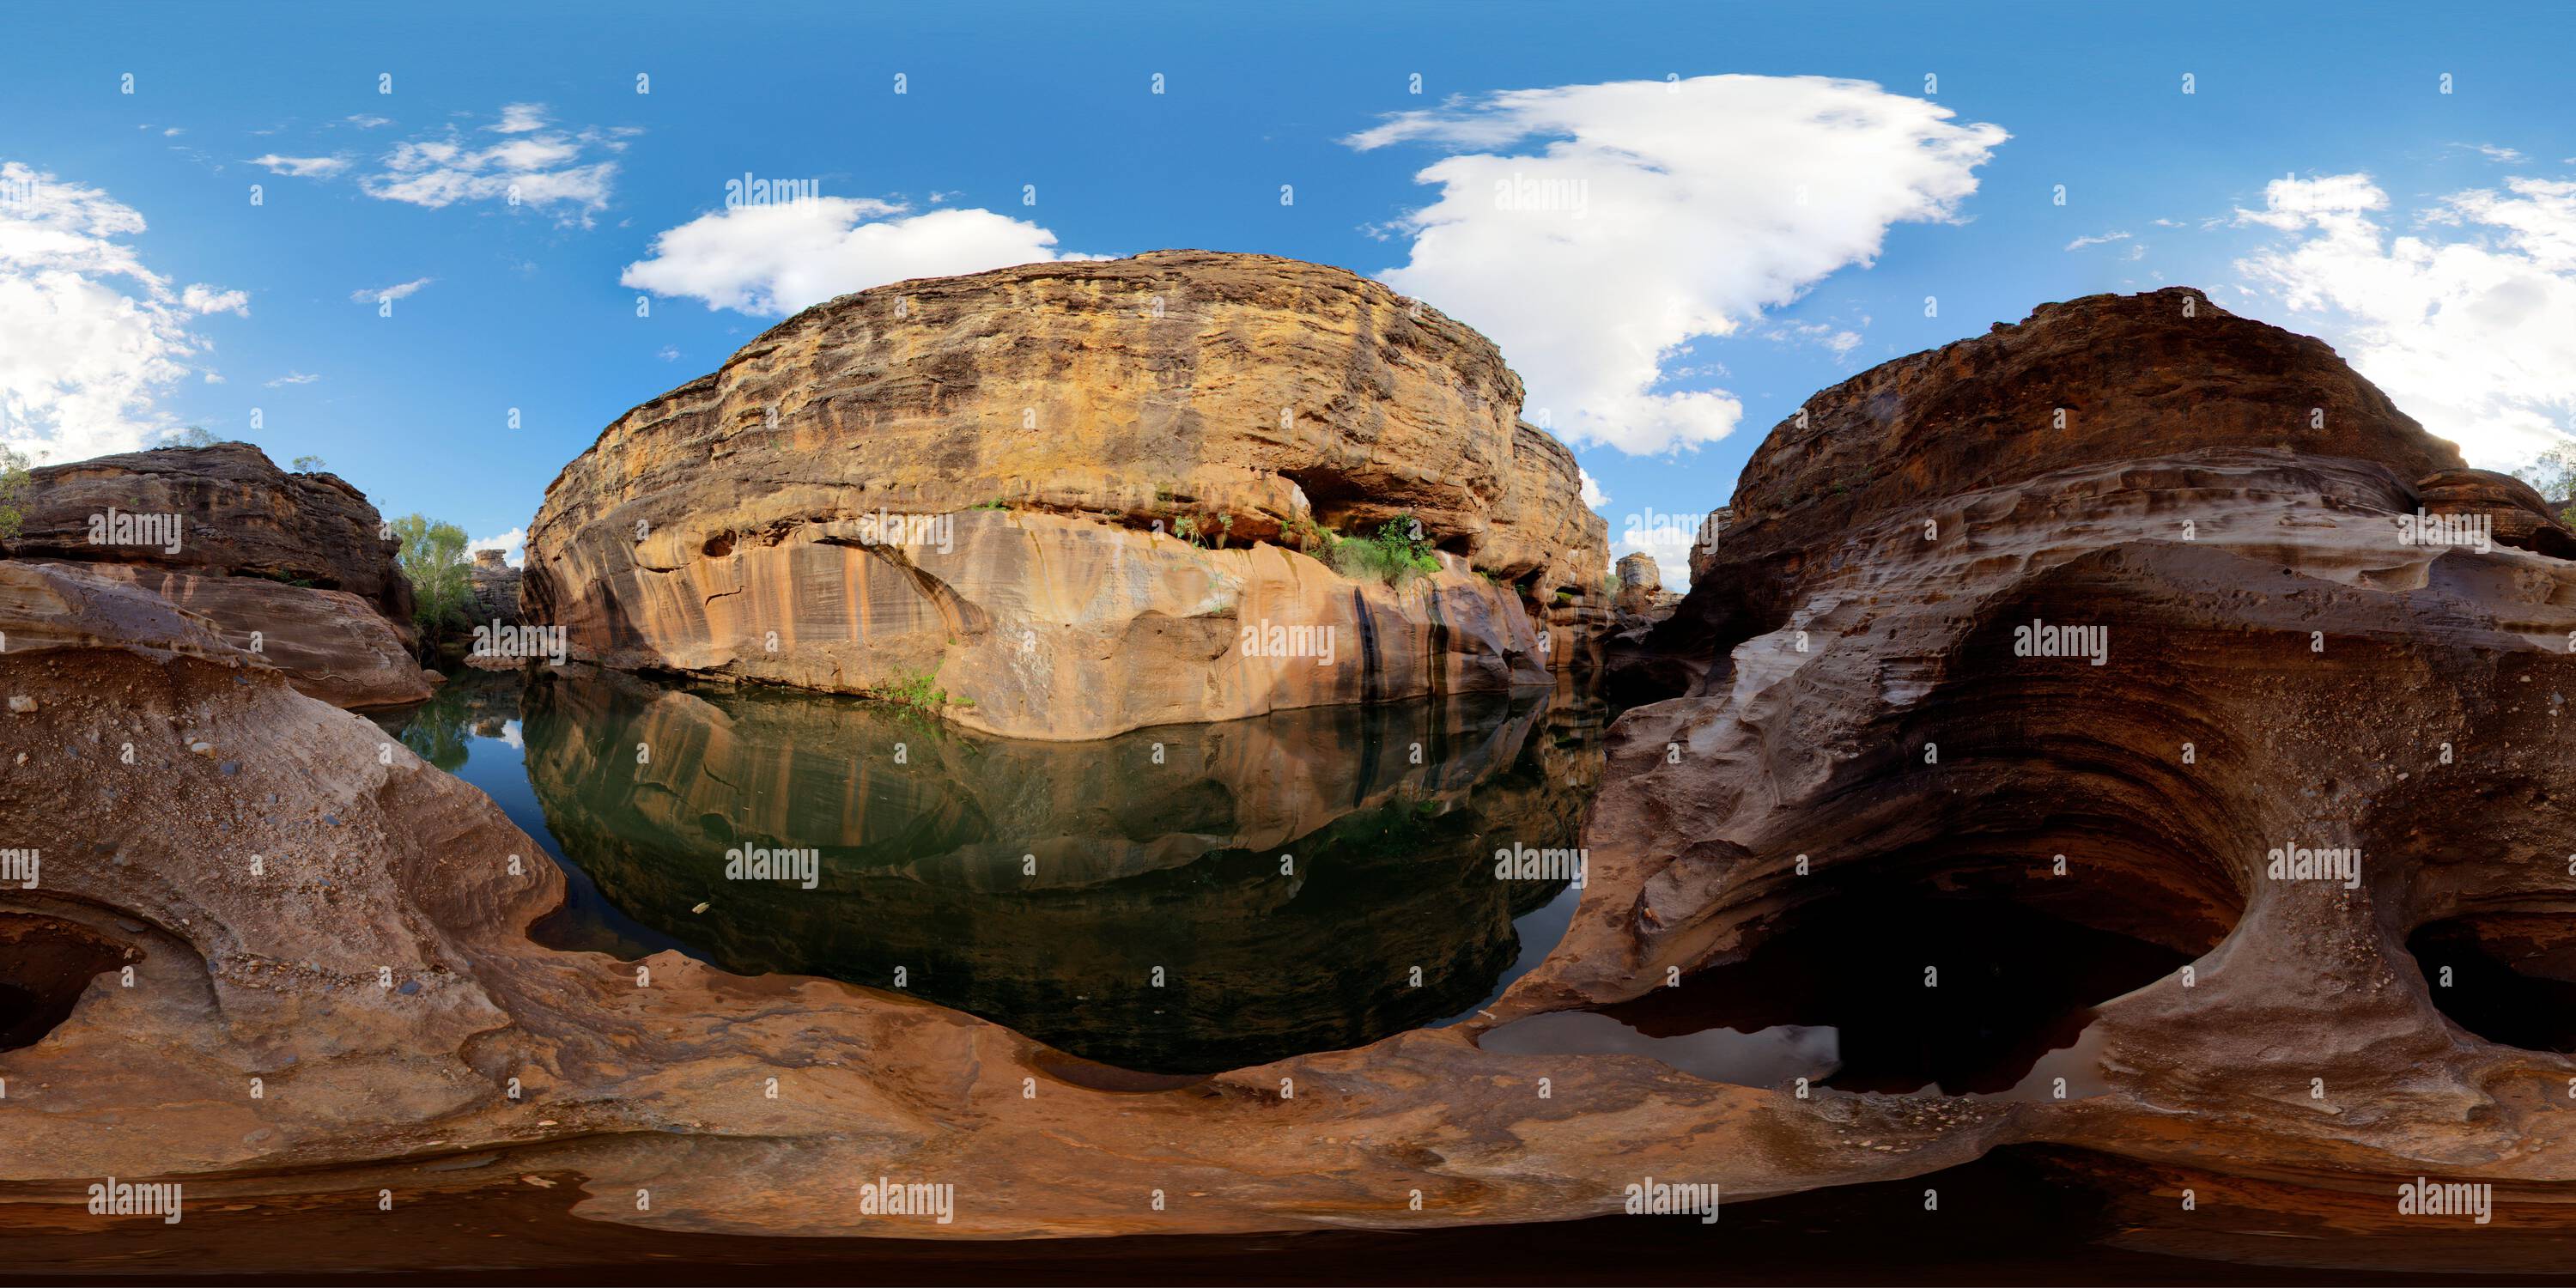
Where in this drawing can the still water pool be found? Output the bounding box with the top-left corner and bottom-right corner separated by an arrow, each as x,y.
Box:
392,668 -> 1603,1075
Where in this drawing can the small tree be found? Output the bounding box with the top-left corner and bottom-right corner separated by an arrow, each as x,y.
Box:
172,425 -> 219,448
0,447 -> 31,542
2515,438 -> 2576,526
392,513 -> 473,659
291,454 -> 327,473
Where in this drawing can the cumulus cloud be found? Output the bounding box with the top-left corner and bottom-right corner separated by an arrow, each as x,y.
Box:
622,197 -> 1093,315
361,104 -> 628,223
0,161 -> 245,462
180,283 -> 249,315
469,526 -> 526,568
1578,467 -> 1607,508
1346,75 -> 2004,456
248,154 -> 349,178
351,276 -> 433,305
2233,171 -> 2576,467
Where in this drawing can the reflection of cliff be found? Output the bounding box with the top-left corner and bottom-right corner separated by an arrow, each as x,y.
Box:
519,668 -> 1601,1072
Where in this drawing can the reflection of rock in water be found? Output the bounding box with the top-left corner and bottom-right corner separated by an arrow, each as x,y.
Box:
519,668 -> 1601,1073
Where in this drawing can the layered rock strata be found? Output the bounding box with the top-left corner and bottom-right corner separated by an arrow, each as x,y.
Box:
1519,289 -> 2576,1245
524,252 -> 1607,739
6,444 -> 428,708
9,289 -> 2573,1269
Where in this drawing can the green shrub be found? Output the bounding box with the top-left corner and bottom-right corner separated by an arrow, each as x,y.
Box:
1322,517 -> 1440,587
869,671 -> 951,712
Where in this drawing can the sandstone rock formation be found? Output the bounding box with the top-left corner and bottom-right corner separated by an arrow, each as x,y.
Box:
5,444 -> 428,708
11,288 -> 2574,1274
1516,289 -> 2576,1249
524,252 -> 1607,739
465,549 -> 524,624
1611,552 -> 1659,609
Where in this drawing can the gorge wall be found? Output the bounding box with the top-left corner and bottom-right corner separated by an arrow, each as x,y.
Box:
1528,289 -> 2576,1255
523,251 -> 1608,740
5,443 -> 428,709
9,289 -> 2576,1271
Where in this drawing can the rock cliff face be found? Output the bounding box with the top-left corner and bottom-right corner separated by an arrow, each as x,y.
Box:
465,548 -> 523,624
5,444 -> 428,708
1517,290 -> 2576,1244
10,288 -> 2576,1273
523,251 -> 1607,739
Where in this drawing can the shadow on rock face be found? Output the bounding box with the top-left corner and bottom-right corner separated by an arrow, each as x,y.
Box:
0,914 -> 130,1052
2409,910 -> 2576,1053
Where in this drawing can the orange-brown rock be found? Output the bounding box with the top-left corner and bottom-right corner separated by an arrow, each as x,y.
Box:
10,443 -> 412,618
1511,289 -> 2576,1250
2413,467 -> 2576,557
14,289 -> 2570,1276
25,562 -> 428,709
4,444 -> 428,708
523,252 -> 1607,738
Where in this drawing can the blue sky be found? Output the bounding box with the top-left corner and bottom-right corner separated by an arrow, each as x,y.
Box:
5,2 -> 2573,579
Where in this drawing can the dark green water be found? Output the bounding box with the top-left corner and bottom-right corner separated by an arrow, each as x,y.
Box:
393,668 -> 1603,1074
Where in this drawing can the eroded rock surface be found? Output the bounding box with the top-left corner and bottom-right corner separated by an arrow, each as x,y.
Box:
523,252 -> 1606,739
1507,289 -> 2576,1239
8,289 -> 2571,1271
465,549 -> 524,624
5,444 -> 427,708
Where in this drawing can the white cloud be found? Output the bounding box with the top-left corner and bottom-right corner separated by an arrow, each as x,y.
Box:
345,114 -> 392,130
361,104 -> 625,223
469,526 -> 526,568
0,161 -> 244,462
2066,230 -> 2131,251
2234,171 -> 2576,467
489,104 -> 549,135
2233,172 -> 2387,231
264,370 -> 320,387
1346,75 -> 2004,456
2459,143 -> 2530,165
352,276 -> 433,305
248,154 -> 349,178
1578,467 -> 1607,508
622,197 -> 1094,315
1607,513 -> 1708,594
180,283 -> 248,315
1764,319 -> 1864,358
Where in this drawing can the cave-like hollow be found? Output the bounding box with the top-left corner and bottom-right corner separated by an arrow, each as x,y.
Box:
0,914 -> 128,1052
2409,910 -> 2576,1053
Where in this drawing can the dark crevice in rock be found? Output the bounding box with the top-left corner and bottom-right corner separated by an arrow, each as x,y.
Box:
2409,910 -> 2576,1052
0,914 -> 131,1052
